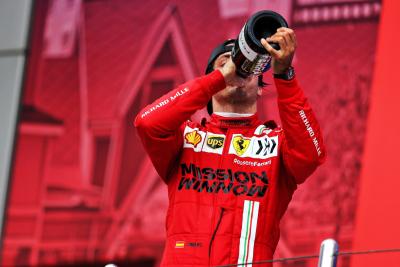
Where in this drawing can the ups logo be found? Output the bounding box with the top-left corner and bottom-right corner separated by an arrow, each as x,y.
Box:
206,136 -> 224,149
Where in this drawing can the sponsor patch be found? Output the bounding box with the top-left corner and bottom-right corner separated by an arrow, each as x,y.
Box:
229,134 -> 278,159
232,135 -> 251,156
185,130 -> 202,147
183,126 -> 206,152
201,133 -> 226,155
178,163 -> 269,197
187,242 -> 202,248
206,136 -> 224,149
253,136 -> 278,159
299,110 -> 322,156
233,158 -> 271,167
140,87 -> 189,119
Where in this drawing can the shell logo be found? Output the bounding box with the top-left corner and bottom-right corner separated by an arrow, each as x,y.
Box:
185,130 -> 202,147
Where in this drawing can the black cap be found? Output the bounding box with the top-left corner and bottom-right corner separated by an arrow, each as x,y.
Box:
205,39 -> 236,115
205,39 -> 236,75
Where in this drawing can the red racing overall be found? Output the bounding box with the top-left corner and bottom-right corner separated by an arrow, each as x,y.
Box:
135,70 -> 326,267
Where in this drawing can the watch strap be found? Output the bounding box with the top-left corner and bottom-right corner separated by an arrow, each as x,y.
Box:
273,66 -> 295,81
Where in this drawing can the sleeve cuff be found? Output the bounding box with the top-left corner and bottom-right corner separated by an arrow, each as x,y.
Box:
199,69 -> 226,96
274,77 -> 302,99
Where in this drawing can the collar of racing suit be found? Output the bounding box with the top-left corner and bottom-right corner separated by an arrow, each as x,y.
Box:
209,112 -> 261,129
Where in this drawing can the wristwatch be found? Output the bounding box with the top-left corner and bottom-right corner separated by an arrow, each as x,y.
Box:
273,66 -> 295,81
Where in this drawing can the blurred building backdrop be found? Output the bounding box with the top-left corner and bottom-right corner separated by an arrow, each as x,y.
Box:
0,0 -> 383,266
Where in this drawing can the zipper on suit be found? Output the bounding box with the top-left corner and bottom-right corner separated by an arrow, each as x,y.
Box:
218,129 -> 232,167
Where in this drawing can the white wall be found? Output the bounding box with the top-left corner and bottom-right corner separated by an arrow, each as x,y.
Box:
0,0 -> 33,242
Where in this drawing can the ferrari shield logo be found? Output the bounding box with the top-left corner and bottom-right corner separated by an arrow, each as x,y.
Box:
232,136 -> 250,156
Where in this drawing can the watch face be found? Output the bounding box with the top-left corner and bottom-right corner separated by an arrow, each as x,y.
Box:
287,67 -> 295,80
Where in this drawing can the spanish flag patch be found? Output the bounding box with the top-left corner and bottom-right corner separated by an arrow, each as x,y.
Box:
175,241 -> 185,248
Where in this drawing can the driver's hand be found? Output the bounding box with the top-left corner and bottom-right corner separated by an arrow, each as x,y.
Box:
261,27 -> 297,74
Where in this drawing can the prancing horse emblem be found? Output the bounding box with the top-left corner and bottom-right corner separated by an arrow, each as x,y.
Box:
232,136 -> 250,156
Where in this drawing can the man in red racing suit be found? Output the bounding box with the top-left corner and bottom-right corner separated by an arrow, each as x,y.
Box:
135,28 -> 326,267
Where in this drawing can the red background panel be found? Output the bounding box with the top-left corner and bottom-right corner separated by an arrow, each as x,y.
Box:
352,0 -> 400,266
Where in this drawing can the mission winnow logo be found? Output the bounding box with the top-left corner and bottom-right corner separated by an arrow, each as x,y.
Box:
177,163 -> 269,197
